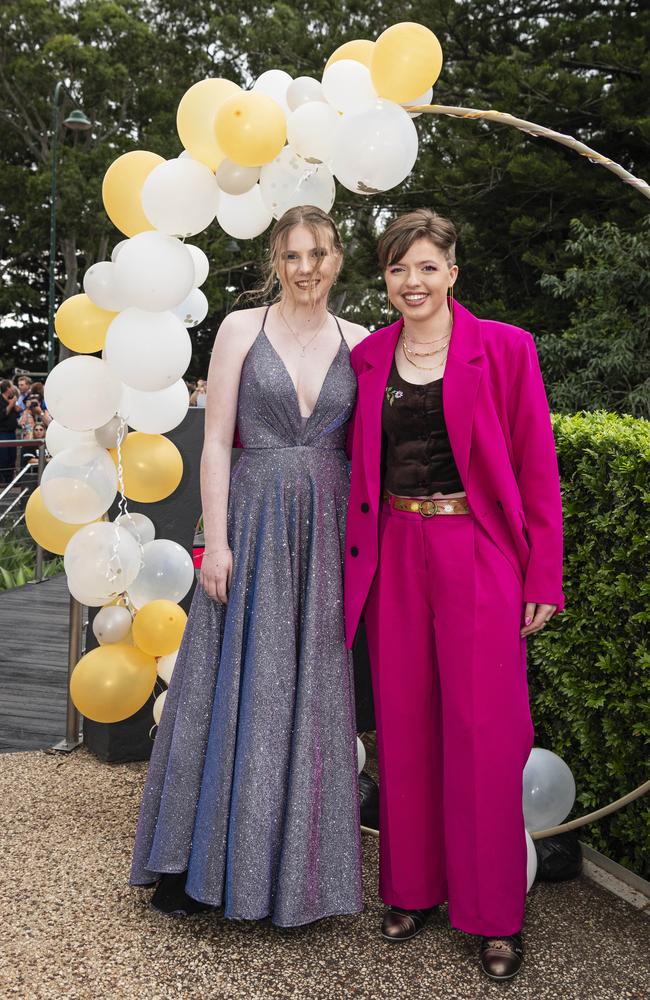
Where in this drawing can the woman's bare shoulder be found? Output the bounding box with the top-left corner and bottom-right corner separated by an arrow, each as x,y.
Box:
335,316 -> 371,350
212,306 -> 268,355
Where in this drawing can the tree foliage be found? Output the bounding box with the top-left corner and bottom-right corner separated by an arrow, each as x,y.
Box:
539,217 -> 650,417
1,0 -> 648,405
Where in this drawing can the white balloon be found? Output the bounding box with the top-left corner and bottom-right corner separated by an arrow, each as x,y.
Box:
287,76 -> 326,111
127,539 -> 194,608
141,158 -> 221,237
185,244 -> 209,287
321,60 -> 377,115
523,748 -> 576,832
216,160 -> 261,196
171,288 -> 209,328
115,512 -> 156,546
216,185 -> 273,240
259,148 -> 335,219
287,102 -> 341,164
357,737 -> 366,775
526,831 -> 538,892
45,421 -> 96,458
41,443 -> 117,523
252,69 -> 293,117
67,579 -> 115,608
65,522 -> 141,604
104,308 -> 192,392
157,650 -> 178,685
111,239 -> 128,262
153,690 -> 167,725
403,86 -> 433,118
44,356 -> 123,432
94,415 -> 125,450
83,261 -> 130,311
332,99 -> 418,195
120,380 -> 189,434
113,232 -> 195,312
93,604 -> 133,645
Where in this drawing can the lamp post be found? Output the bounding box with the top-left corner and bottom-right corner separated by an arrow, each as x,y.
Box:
47,82 -> 91,372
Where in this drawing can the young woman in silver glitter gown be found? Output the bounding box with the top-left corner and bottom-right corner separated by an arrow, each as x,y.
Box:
130,207 -> 369,926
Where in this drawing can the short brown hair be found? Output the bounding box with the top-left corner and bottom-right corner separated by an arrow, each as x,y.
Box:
378,209 -> 457,271
239,206 -> 343,307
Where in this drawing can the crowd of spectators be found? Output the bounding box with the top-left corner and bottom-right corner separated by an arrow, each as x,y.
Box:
0,374 -> 50,486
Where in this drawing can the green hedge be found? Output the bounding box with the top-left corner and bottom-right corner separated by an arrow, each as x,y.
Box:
528,411 -> 649,877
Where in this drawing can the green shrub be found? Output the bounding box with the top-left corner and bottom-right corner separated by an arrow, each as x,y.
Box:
0,534 -> 63,590
528,411 -> 649,877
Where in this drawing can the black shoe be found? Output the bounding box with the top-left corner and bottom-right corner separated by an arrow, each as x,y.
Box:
150,872 -> 213,916
480,933 -> 524,980
381,905 -> 437,942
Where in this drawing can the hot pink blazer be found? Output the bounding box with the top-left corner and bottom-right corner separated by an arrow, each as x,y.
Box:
344,301 -> 564,648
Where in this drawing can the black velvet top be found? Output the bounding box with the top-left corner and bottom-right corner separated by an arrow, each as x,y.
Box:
382,357 -> 463,496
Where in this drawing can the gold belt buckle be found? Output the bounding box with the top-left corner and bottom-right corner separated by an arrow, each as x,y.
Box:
418,499 -> 437,518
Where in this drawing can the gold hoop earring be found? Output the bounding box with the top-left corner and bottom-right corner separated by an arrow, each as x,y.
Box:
448,283 -> 455,317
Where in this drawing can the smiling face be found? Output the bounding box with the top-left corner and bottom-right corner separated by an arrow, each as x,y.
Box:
384,237 -> 458,322
277,223 -> 341,308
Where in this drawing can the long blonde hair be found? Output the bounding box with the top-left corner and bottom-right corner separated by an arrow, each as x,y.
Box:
239,206 -> 344,307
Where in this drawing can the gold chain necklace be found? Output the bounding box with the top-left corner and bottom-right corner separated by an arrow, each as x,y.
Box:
402,330 -> 450,347
278,307 -> 329,358
403,338 -> 450,359
402,336 -> 448,371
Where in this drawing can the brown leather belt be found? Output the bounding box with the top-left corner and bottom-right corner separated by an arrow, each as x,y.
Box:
383,490 -> 470,517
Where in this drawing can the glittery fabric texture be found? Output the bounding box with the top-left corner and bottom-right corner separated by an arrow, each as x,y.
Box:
130,325 -> 363,927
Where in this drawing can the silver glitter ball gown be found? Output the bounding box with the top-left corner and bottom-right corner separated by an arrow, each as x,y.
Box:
130,313 -> 364,927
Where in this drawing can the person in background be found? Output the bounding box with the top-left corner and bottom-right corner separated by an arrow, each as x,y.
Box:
15,375 -> 33,413
20,420 -> 48,476
189,379 -> 207,408
18,391 -> 51,435
0,380 -> 19,484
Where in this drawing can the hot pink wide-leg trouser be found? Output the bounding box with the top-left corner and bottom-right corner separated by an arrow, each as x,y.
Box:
364,504 -> 534,937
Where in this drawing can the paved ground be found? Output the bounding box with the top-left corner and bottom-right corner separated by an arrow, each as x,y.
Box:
0,575 -> 70,751
1,748 -> 648,1000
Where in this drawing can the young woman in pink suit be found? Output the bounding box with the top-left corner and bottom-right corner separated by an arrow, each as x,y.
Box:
344,210 -> 564,980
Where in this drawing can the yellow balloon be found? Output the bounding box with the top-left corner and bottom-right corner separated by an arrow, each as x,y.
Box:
214,91 -> 287,168
109,432 -> 183,503
177,78 -> 241,171
102,150 -> 165,237
70,643 -> 157,723
370,22 -> 443,103
54,294 -> 117,354
325,39 -> 375,70
132,600 -> 188,657
25,488 -> 92,555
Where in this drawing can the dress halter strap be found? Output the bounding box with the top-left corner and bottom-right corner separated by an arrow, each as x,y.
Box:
261,304 -> 272,332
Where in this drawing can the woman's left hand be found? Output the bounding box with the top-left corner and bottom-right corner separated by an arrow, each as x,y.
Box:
520,602 -> 557,638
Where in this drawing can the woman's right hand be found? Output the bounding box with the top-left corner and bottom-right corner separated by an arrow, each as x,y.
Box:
200,547 -> 233,604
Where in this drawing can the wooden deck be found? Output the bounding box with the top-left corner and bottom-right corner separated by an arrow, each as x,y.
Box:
0,574 -> 71,752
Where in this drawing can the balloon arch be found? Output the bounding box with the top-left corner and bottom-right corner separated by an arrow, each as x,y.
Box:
28,22 -> 648,871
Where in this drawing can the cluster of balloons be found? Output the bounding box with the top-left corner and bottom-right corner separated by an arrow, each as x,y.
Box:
91,22 -> 443,246
522,747 -> 577,890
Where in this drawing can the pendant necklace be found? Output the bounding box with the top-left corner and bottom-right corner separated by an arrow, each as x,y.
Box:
279,307 -> 329,357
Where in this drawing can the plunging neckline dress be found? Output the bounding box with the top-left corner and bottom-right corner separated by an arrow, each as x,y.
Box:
130,309 -> 363,926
